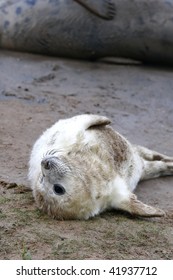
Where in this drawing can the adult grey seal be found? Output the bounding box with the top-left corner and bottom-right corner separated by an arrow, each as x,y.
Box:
28,114 -> 173,220
1,0 -> 173,64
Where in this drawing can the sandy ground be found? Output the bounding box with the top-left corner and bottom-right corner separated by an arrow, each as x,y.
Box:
0,50 -> 173,259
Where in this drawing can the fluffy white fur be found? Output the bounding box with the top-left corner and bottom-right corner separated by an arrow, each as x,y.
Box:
28,114 -> 173,220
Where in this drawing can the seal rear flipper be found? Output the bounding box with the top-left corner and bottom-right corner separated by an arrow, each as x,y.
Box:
119,194 -> 166,218
74,0 -> 116,20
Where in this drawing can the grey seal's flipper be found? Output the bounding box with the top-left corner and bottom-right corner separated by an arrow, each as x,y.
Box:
74,0 -> 116,20
120,194 -> 166,218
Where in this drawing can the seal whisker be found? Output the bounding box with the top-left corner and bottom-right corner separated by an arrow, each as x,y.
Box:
47,149 -> 58,156
42,152 -> 47,159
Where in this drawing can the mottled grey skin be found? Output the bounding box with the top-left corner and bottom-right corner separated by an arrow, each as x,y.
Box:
0,0 -> 173,64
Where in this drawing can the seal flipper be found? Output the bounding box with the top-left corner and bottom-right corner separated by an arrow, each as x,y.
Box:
78,114 -> 111,130
74,0 -> 116,20
119,194 -> 166,218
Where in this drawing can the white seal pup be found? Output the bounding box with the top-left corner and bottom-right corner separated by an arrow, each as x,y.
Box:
28,114 -> 173,220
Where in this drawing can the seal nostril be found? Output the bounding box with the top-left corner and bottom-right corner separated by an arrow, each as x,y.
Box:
45,161 -> 51,170
42,159 -> 51,170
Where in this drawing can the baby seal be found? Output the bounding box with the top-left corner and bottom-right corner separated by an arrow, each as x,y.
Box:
28,114 -> 173,220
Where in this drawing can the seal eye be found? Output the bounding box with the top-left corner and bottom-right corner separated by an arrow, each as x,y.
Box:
53,184 -> 66,196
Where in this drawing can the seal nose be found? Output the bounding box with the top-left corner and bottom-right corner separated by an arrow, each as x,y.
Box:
41,158 -> 51,170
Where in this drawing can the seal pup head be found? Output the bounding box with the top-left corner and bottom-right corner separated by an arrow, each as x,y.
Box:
38,150 -> 114,220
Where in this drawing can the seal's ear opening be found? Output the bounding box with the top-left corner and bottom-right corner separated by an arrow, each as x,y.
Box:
84,115 -> 111,130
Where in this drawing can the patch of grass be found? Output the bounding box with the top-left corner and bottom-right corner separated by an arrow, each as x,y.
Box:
0,211 -> 7,219
21,243 -> 32,260
0,196 -> 10,204
52,238 -> 93,260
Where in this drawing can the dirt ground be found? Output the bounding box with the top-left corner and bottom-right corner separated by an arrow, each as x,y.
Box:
0,50 -> 173,260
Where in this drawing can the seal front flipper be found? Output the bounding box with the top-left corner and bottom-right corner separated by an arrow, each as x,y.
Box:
74,0 -> 116,20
